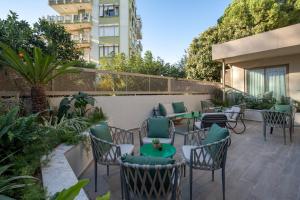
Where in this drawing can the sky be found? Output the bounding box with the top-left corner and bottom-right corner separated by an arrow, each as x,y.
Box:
0,0 -> 231,64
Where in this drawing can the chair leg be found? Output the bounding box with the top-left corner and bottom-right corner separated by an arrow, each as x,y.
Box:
263,124 -> 266,141
222,167 -> 226,200
183,165 -> 186,177
120,168 -> 124,200
283,128 -> 286,145
107,165 -> 109,176
290,126 -> 293,143
189,166 -> 193,200
94,161 -> 97,192
212,170 -> 214,182
270,127 -> 273,134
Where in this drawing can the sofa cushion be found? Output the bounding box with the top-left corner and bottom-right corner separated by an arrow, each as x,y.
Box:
90,123 -> 112,143
148,117 -> 169,138
172,102 -> 186,113
274,104 -> 292,113
158,103 -> 167,116
203,123 -> 229,157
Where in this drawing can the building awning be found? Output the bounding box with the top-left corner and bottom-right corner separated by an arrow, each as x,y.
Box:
212,23 -> 300,64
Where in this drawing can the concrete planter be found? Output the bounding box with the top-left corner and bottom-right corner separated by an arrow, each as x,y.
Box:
244,109 -> 263,122
41,131 -> 92,200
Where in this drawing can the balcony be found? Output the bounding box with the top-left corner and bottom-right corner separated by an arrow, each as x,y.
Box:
136,40 -> 143,51
136,15 -> 142,39
47,14 -> 92,31
49,0 -> 92,14
71,33 -> 91,48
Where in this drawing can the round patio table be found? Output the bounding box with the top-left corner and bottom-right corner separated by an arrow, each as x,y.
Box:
176,111 -> 202,131
140,143 -> 176,158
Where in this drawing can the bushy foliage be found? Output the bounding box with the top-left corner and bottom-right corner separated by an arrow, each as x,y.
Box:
0,11 -> 94,68
0,105 -> 91,199
186,0 -> 300,81
57,92 -> 106,124
100,51 -> 186,78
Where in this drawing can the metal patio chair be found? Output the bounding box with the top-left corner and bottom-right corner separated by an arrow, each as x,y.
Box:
182,130 -> 231,200
224,105 -> 246,134
194,113 -> 228,131
261,110 -> 293,145
120,160 -> 185,200
90,126 -> 134,192
139,118 -> 175,146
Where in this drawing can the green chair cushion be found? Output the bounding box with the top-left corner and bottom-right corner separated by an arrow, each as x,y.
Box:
90,122 -> 113,143
274,104 -> 292,113
121,155 -> 175,165
158,103 -> 167,116
148,117 -> 169,138
203,123 -> 229,157
172,102 -> 185,113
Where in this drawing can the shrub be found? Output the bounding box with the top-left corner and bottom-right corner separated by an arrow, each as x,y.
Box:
0,107 -> 91,199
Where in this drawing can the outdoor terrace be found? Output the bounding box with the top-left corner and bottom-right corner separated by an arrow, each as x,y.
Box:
80,120 -> 300,200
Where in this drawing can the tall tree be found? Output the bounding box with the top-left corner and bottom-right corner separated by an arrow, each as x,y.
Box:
186,0 -> 300,81
0,11 -> 82,63
33,19 -> 81,61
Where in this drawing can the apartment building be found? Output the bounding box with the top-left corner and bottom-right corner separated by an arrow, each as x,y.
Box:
47,0 -> 142,64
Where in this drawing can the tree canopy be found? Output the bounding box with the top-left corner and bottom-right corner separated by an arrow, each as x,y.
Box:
0,11 -> 82,62
186,0 -> 300,81
100,51 -> 186,78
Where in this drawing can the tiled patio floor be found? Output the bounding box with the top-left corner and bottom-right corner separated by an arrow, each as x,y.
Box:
80,120 -> 300,200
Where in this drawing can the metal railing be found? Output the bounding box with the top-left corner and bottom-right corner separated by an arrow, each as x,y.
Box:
0,68 -> 221,97
71,34 -> 90,43
47,13 -> 92,24
49,0 -> 91,5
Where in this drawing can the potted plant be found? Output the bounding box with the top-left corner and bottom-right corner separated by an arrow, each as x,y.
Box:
152,139 -> 162,150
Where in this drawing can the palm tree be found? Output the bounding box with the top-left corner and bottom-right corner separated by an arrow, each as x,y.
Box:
0,42 -> 80,113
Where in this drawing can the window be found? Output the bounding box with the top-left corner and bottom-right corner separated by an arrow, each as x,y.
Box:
247,66 -> 286,100
99,26 -> 119,37
99,5 -> 119,17
99,45 -> 119,57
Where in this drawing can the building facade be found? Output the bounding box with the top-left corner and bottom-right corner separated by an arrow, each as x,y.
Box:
212,23 -> 300,102
47,0 -> 142,64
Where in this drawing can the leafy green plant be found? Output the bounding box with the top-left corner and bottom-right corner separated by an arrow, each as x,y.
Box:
152,138 -> 160,144
0,154 -> 37,200
50,179 -> 89,200
96,192 -> 111,200
0,42 -> 79,113
0,106 -> 91,199
86,107 -> 106,125
0,164 -> 36,200
57,92 -> 106,124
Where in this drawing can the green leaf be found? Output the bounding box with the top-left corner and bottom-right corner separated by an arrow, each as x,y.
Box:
54,179 -> 89,200
96,192 -> 111,200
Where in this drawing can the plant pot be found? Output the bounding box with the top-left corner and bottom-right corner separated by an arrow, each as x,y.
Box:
152,143 -> 162,149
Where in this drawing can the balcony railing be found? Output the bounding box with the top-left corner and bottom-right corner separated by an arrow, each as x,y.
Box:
47,13 -> 92,24
49,0 -> 91,5
71,34 -> 90,43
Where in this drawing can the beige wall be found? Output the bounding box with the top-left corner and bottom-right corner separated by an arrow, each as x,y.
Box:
230,53 -> 300,101
212,23 -> 300,63
49,94 -> 211,129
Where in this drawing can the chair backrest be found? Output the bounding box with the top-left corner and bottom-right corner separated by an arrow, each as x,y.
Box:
90,133 -> 120,165
190,136 -> 230,170
140,118 -> 175,139
201,113 -> 227,129
120,161 -> 185,200
261,110 -> 291,128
